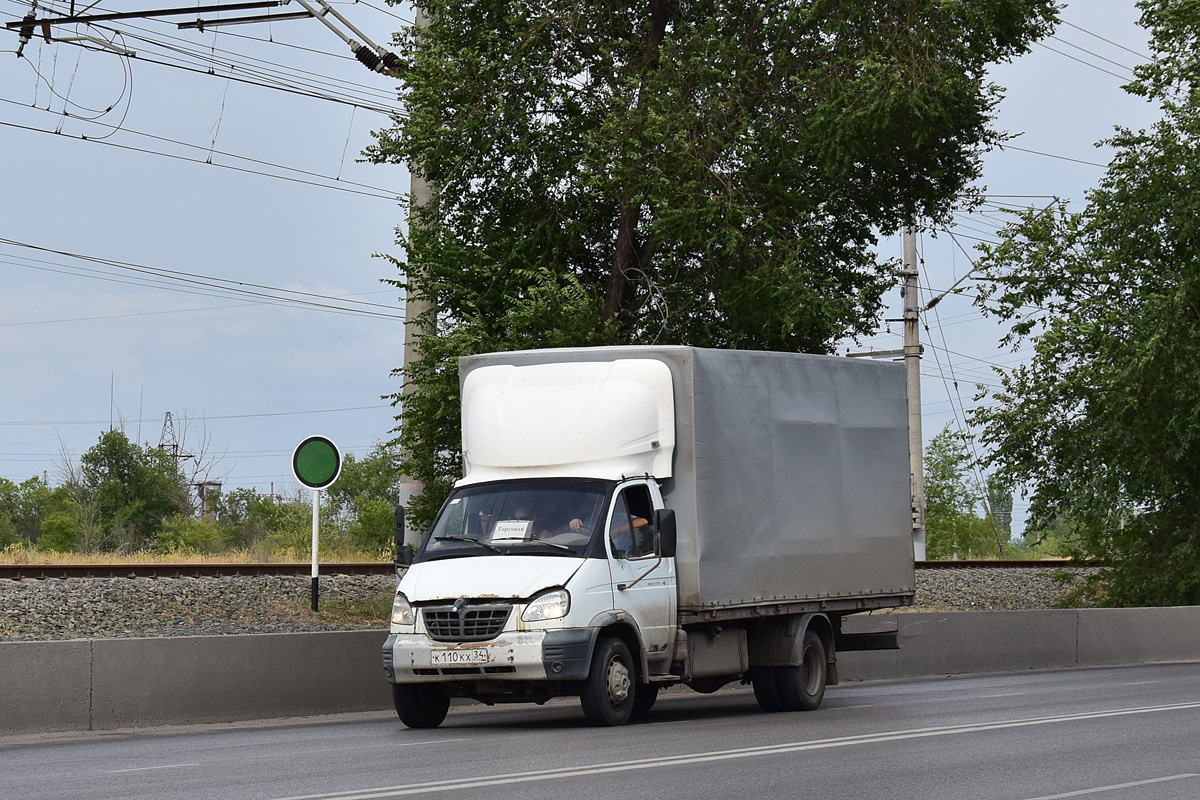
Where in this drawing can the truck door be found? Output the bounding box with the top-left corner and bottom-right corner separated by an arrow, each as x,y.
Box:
605,481 -> 676,661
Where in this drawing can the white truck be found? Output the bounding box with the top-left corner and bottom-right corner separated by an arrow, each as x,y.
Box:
383,346 -> 915,727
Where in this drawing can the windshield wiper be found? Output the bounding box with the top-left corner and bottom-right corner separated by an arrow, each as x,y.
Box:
528,540 -> 572,551
434,535 -> 502,554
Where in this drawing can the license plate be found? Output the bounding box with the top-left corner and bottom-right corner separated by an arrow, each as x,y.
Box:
430,648 -> 490,666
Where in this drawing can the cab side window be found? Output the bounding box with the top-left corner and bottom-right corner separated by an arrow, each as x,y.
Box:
608,485 -> 656,559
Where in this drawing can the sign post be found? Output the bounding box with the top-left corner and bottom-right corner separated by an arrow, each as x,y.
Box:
292,436 -> 342,612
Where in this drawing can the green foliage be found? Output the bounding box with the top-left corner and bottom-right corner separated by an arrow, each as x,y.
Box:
343,497 -> 396,554
211,488 -> 283,553
924,426 -> 1009,559
0,475 -> 65,547
79,430 -> 191,551
323,443 -> 399,552
0,515 -> 17,549
37,510 -> 79,553
0,478 -> 21,548
156,515 -> 225,555
2,439 -> 398,558
370,0 -> 1057,529
971,0 -> 1200,605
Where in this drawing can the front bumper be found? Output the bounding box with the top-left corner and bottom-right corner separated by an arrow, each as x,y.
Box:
384,628 -> 596,684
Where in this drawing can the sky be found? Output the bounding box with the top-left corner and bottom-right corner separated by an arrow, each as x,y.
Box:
0,1 -> 1165,531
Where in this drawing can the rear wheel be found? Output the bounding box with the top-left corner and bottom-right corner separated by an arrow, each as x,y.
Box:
632,683 -> 659,714
750,665 -> 784,712
776,629 -> 827,711
392,683 -> 451,729
581,637 -> 635,726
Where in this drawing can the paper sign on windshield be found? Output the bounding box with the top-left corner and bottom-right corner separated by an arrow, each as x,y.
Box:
491,521 -> 532,541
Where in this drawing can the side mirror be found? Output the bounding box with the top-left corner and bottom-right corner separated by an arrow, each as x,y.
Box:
654,508 -> 677,558
394,506 -> 413,567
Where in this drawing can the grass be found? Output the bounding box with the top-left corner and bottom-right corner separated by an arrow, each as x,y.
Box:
308,596 -> 395,627
0,543 -> 389,565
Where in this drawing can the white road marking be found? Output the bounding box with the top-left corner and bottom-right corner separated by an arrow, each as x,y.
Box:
267,701 -> 1200,800
101,738 -> 464,776
1021,773 -> 1200,799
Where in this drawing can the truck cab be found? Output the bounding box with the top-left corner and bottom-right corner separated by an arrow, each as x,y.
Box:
384,475 -> 677,726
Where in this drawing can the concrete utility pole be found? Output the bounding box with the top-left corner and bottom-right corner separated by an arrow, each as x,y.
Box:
398,7 -> 435,552
903,229 -> 927,561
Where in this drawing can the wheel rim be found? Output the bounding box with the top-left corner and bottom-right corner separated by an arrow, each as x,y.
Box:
606,656 -> 632,706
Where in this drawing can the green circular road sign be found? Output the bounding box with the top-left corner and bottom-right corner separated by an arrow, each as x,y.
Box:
292,436 -> 342,489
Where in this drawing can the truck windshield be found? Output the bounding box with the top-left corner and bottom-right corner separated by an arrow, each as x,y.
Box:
418,480 -> 612,561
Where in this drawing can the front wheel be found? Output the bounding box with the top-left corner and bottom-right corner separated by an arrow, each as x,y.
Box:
775,629 -> 827,712
392,683 -> 451,729
581,637 -> 636,726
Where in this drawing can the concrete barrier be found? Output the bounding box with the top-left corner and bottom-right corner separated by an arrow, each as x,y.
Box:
837,607 -> 1200,681
2,630 -> 391,736
3,608 -> 1199,736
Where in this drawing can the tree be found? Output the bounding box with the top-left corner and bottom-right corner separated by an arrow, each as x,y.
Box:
0,476 -> 70,548
369,0 -> 1057,528
76,430 -> 191,551
0,479 -> 19,548
324,443 -> 403,552
923,426 -> 1001,559
971,0 -> 1200,605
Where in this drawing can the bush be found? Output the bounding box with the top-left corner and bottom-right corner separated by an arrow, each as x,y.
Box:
37,511 -> 78,552
157,515 -> 225,555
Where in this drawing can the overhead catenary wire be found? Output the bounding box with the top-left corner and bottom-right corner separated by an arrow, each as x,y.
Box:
1,2 -> 406,115
0,115 -> 402,201
1047,34 -> 1137,77
0,404 -> 391,426
914,234 -> 1009,545
1059,19 -> 1150,61
0,93 -> 402,197
0,236 -> 407,321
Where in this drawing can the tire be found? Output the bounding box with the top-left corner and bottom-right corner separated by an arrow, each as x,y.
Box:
632,683 -> 659,715
392,683 -> 451,729
750,665 -> 785,713
580,637 -> 636,726
776,629 -> 827,712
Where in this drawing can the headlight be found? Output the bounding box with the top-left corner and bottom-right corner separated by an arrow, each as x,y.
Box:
521,588 -> 570,622
390,592 -> 415,626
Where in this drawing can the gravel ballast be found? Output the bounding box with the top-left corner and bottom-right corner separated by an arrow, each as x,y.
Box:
0,567 -> 1091,641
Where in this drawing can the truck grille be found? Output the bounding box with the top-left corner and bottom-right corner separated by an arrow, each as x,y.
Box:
422,604 -> 511,642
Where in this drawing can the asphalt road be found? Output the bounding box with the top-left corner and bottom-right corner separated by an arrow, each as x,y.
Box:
4,664 -> 1199,800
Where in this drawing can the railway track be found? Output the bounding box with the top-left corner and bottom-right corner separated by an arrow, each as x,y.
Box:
0,562 -> 398,580
0,559 -> 1077,580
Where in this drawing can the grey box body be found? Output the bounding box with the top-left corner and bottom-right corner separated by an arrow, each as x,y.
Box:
459,346 -> 916,614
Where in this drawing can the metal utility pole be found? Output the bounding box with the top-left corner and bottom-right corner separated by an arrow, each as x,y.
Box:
398,7 -> 435,553
903,229 -> 927,560
158,412 -> 193,462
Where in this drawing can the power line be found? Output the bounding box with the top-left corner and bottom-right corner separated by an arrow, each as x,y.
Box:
1059,20 -> 1149,61
0,290 -> 395,327
2,3 -> 405,114
0,116 -> 402,200
0,404 -> 392,426
0,94 -> 402,197
0,236 -> 407,320
1048,34 -> 1137,76
995,143 -> 1109,169
1035,40 -> 1131,82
